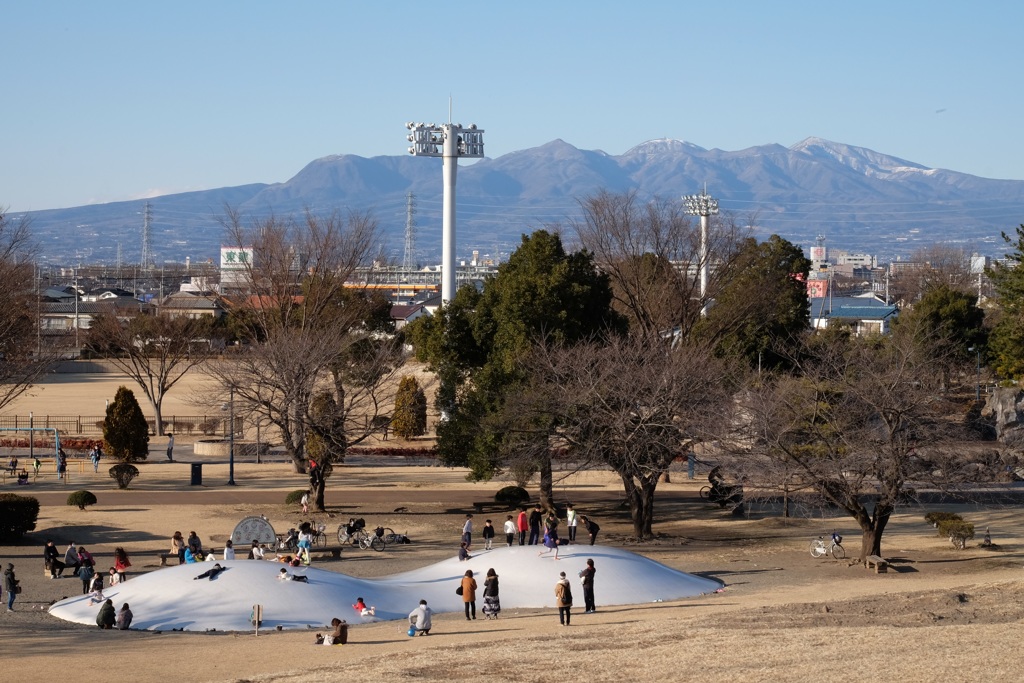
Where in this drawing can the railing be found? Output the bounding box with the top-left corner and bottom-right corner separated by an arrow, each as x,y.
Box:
0,415 -> 243,437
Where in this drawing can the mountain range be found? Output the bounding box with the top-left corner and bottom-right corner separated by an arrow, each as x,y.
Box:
18,137 -> 1024,266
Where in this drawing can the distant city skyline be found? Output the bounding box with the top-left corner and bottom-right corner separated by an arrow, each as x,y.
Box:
5,2 -> 1023,212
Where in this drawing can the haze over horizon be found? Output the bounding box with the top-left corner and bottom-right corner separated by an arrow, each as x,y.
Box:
5,2 -> 1023,213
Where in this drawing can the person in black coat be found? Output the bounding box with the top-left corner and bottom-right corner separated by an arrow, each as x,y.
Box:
580,515 -> 600,546
579,558 -> 597,612
96,599 -> 115,629
44,540 -> 66,578
528,505 -> 543,545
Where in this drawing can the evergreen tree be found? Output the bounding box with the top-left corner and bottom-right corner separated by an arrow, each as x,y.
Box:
413,230 -> 626,506
694,235 -> 810,372
987,225 -> 1024,379
392,376 -> 427,439
102,386 -> 150,462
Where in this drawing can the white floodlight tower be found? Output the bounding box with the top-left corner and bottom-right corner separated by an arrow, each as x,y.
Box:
406,120 -> 485,303
683,187 -> 719,317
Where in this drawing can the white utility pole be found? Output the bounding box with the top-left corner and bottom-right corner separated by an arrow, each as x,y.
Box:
405,119 -> 485,304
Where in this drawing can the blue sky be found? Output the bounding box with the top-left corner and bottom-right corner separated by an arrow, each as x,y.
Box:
4,1 -> 1022,212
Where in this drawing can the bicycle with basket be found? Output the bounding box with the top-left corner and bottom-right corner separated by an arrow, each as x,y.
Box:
809,530 -> 845,559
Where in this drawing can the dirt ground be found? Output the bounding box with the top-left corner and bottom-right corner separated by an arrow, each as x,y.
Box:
4,371 -> 1024,682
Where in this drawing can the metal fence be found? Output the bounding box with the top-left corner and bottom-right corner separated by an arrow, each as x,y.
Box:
0,415 -> 242,437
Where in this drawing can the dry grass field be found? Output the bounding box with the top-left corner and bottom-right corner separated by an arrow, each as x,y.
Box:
3,369 -> 1024,682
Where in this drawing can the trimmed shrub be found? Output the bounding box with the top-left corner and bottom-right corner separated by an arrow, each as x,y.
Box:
924,511 -> 963,529
938,519 -> 975,549
108,463 -> 140,489
285,489 -> 308,505
67,490 -> 98,510
495,485 -> 529,505
0,493 -> 40,541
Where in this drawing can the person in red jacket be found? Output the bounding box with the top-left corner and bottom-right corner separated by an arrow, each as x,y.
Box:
113,547 -> 131,582
515,507 -> 529,546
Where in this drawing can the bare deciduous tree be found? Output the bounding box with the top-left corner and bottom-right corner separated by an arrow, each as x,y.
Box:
87,311 -> 218,436
502,335 -> 733,539
733,322 -> 991,560
211,208 -> 402,509
571,189 -> 750,340
0,210 -> 50,411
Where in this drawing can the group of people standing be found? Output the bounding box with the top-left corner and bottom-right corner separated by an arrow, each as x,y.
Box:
506,504 -> 600,549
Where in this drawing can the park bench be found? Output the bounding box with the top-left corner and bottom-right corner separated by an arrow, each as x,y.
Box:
865,555 -> 888,573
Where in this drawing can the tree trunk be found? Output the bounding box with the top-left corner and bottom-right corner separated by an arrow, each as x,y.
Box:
621,473 -> 659,539
154,395 -> 165,437
313,478 -> 326,512
854,502 -> 892,561
538,455 -> 554,512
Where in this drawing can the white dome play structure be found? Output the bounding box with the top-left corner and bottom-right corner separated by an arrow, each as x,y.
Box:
49,545 -> 722,631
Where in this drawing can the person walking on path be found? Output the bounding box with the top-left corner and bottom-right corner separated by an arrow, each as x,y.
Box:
503,515 -> 516,547
528,505 -> 543,545
301,491 -> 309,515
555,571 -> 573,626
482,568 -> 501,619
44,540 -> 66,578
166,433 -> 174,462
3,563 -> 19,611
516,507 -> 529,546
566,504 -> 578,543
580,515 -> 600,546
579,558 -> 596,613
462,514 -> 473,549
90,446 -> 100,473
460,569 -> 478,621
408,599 -> 433,635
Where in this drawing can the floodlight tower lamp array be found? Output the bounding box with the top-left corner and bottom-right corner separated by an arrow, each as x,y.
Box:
405,120 -> 485,304
683,189 -> 719,317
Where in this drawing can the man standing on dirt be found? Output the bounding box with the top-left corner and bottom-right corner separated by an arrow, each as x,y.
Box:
166,433 -> 174,462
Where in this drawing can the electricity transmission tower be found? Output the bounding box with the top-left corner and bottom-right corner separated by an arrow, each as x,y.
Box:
140,202 -> 154,270
403,192 -> 417,271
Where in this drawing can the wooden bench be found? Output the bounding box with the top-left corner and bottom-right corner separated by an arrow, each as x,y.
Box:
865,555 -> 888,573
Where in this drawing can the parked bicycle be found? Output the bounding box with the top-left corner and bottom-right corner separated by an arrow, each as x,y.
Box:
809,531 -> 845,559
338,518 -> 369,547
308,519 -> 328,547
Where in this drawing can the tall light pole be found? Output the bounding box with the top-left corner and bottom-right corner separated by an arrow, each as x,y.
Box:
406,119 -> 485,303
683,187 -> 719,317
